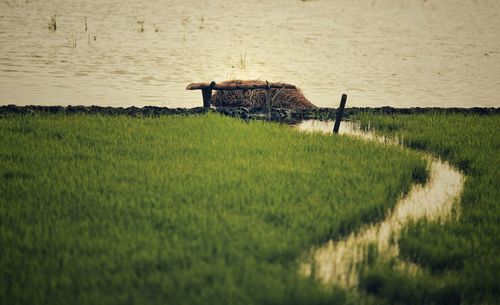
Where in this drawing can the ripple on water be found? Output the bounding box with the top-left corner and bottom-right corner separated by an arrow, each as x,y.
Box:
0,0 -> 499,107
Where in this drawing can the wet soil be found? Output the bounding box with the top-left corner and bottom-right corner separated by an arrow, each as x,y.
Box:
1,105 -> 499,125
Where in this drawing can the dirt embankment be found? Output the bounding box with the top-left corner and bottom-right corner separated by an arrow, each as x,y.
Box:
1,105 -> 499,124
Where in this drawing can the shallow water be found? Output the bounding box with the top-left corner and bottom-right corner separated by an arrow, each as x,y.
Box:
296,120 -> 464,287
0,0 -> 499,108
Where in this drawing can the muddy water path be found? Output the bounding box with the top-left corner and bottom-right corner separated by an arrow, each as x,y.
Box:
1,0 -> 500,107
295,120 -> 465,287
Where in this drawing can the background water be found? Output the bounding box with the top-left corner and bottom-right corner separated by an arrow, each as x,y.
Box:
0,0 -> 499,108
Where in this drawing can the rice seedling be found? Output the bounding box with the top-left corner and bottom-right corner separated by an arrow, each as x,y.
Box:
0,113 -> 426,305
48,14 -> 57,31
355,113 -> 500,304
238,53 -> 247,69
67,33 -> 77,48
137,20 -> 145,32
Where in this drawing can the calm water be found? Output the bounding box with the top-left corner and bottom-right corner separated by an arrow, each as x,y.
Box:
1,0 -> 499,108
296,120 -> 464,287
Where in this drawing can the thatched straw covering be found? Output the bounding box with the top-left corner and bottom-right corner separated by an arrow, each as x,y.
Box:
211,80 -> 317,110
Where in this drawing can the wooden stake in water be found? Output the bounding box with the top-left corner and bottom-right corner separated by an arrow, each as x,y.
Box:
333,94 -> 347,134
201,81 -> 216,108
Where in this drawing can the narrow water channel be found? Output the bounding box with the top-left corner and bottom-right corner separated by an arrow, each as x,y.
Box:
296,120 -> 464,287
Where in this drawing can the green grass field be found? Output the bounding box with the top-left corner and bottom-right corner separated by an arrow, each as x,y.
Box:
0,113 -> 426,305
356,113 -> 500,305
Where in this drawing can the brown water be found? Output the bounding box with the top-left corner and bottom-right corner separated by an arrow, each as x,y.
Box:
296,120 -> 464,287
1,0 -> 499,107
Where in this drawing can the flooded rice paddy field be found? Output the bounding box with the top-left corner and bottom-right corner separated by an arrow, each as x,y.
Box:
1,0 -> 500,108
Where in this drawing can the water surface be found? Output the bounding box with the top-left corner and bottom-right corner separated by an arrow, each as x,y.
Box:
296,120 -> 464,287
1,0 -> 499,107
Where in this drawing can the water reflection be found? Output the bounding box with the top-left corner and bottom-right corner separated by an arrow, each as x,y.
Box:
0,0 -> 499,107
296,120 -> 464,287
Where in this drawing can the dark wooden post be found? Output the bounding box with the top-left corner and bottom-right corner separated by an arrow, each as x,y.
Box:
201,81 -> 216,108
265,80 -> 271,120
333,94 -> 347,134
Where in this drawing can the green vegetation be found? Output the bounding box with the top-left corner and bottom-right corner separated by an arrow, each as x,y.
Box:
0,113 -> 426,305
356,113 -> 500,305
48,14 -> 57,31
